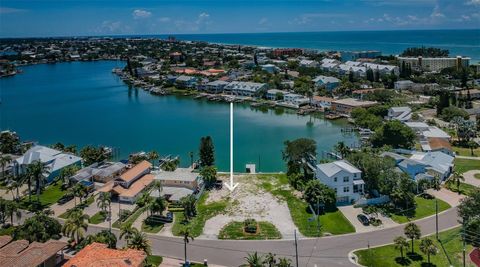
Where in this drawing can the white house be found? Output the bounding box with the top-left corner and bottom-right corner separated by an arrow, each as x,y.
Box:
260,64 -> 279,74
404,122 -> 451,140
299,59 -> 319,68
394,80 -> 415,90
266,89 -> 288,100
386,107 -> 412,122
315,160 -> 364,204
282,93 -> 310,106
14,145 -> 82,184
203,80 -> 229,93
224,81 -> 267,97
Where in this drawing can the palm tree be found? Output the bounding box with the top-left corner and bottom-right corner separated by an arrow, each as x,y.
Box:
200,166 -> 217,189
136,192 -> 154,217
404,223 -> 421,254
0,154 -> 11,178
96,192 -> 111,214
26,160 -> 49,203
62,209 -> 89,245
447,171 -> 465,194
180,195 -> 196,221
188,151 -> 194,167
420,238 -> 438,265
148,151 -> 159,168
179,226 -> 194,264
244,252 -> 264,267
334,141 -> 350,159
151,180 -> 163,197
70,183 -> 88,207
119,222 -> 136,246
394,236 -> 409,260
149,196 -> 166,215
128,229 -> 151,255
5,201 -> 21,225
263,252 -> 276,267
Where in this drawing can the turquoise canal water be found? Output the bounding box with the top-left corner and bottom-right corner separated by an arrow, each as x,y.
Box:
0,61 -> 357,172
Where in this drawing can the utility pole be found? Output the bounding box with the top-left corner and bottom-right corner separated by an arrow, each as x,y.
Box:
435,198 -> 438,240
294,230 -> 299,267
109,200 -> 112,232
463,218 -> 466,267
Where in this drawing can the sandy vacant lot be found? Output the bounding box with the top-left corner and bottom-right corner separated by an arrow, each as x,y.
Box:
200,174 -> 298,239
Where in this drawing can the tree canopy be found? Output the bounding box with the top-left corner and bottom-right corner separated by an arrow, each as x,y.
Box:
371,120 -> 416,149
199,136 -> 215,167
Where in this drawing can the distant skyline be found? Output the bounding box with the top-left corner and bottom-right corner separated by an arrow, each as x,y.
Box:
0,0 -> 479,38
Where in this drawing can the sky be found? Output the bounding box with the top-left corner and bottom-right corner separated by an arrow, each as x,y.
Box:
0,0 -> 479,37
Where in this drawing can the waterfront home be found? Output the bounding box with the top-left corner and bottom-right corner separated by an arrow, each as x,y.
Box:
266,89 -> 288,100
363,63 -> 399,76
386,107 -> 412,122
224,81 -> 268,97
282,93 -> 310,106
331,98 -> 378,115
382,150 -> 454,181
312,75 -> 340,91
311,96 -> 334,109
98,160 -> 154,204
64,242 -> 146,267
13,145 -> 82,184
202,80 -> 229,93
0,236 -> 67,267
152,167 -> 202,202
315,160 -> 364,204
175,75 -> 198,89
70,161 -> 126,184
404,122 -> 451,140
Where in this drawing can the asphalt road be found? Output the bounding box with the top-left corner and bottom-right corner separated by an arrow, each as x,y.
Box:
82,207 -> 460,267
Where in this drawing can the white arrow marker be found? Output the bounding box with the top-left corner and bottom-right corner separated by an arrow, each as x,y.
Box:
225,102 -> 239,192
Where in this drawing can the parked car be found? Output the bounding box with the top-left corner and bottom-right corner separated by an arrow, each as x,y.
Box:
57,194 -> 74,205
357,214 -> 370,226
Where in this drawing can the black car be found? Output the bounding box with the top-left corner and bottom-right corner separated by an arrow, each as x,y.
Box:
57,194 -> 74,205
357,214 -> 370,226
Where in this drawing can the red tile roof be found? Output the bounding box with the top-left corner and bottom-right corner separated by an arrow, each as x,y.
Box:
0,236 -> 12,248
0,239 -> 66,267
64,242 -> 147,267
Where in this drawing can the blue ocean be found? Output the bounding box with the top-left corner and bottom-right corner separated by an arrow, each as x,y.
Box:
147,29 -> 480,63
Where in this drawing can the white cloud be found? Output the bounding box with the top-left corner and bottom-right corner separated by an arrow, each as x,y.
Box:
173,12 -> 212,32
158,17 -> 171,23
258,17 -> 269,25
290,13 -> 348,25
132,9 -> 152,19
196,12 -> 210,24
0,7 -> 27,14
466,0 -> 480,6
93,20 -> 131,34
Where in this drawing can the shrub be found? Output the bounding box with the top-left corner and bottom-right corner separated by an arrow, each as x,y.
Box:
118,209 -> 132,222
243,219 -> 258,234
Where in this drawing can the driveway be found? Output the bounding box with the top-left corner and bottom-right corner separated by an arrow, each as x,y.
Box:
426,188 -> 465,207
463,170 -> 480,187
50,197 -> 76,216
338,205 -> 398,233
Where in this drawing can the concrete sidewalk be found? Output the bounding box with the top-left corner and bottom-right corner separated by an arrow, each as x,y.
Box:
160,257 -> 226,267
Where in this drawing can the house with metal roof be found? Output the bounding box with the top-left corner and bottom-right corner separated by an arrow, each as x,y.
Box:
14,145 -> 82,183
315,160 -> 365,204
386,107 -> 412,122
313,75 -> 340,91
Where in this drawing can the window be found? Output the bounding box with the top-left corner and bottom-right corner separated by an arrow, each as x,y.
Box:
343,176 -> 349,182
343,186 -> 350,193
334,188 -> 337,193
334,177 -> 337,182
353,185 -> 359,193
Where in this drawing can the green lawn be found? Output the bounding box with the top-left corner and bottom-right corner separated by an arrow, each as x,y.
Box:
445,182 -> 478,197
390,196 -> 451,224
355,227 -> 475,267
218,221 -> 281,240
475,173 -> 480,180
172,192 -> 229,237
89,211 -> 107,224
146,255 -> 163,266
0,226 -> 16,236
142,218 -> 164,233
256,174 -> 355,236
453,146 -> 479,157
454,158 -> 480,174
20,182 -> 67,210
